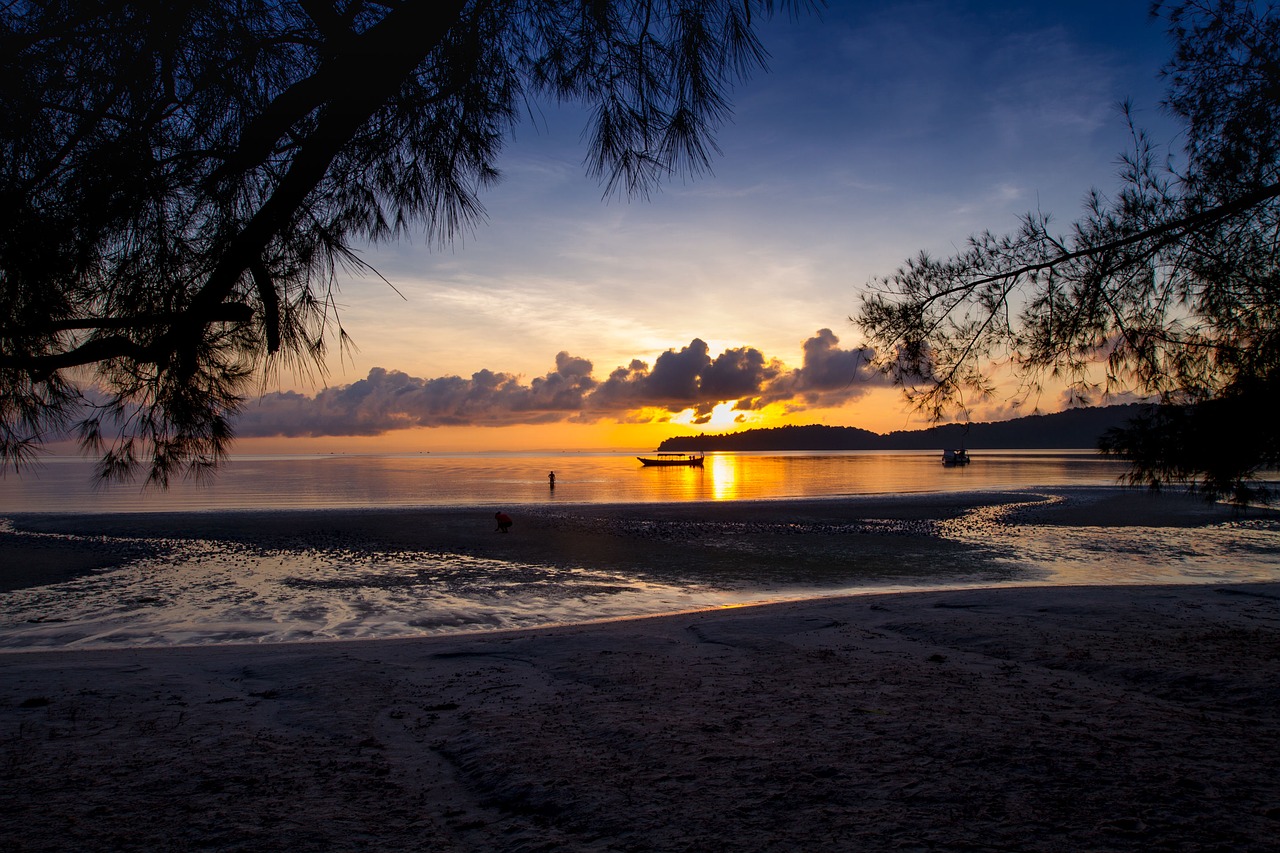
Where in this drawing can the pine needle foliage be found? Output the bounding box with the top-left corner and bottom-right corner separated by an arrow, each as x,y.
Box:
1,0 -> 811,483
856,1 -> 1280,500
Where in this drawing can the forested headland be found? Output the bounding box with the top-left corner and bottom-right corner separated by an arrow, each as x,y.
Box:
655,405 -> 1146,452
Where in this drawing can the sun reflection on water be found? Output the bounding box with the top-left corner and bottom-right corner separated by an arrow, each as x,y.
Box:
709,454 -> 739,501
1,450 -> 1146,512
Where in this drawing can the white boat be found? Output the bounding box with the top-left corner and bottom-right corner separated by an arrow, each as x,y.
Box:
637,452 -> 705,467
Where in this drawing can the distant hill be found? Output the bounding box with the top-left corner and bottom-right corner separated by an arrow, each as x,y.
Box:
654,404 -> 1147,452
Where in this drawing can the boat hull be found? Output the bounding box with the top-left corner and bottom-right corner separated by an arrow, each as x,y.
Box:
637,456 -> 704,467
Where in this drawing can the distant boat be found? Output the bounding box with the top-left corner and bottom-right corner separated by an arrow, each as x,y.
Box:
942,448 -> 971,466
637,452 -> 705,467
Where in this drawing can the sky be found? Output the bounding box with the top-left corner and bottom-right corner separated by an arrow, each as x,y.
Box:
238,0 -> 1180,454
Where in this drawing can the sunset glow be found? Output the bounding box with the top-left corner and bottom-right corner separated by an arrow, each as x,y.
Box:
670,401 -> 763,431
234,1 -> 1172,454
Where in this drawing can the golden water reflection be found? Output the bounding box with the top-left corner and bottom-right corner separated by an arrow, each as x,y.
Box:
637,451 -> 1137,504
709,454 -> 740,501
1,450 -> 1143,512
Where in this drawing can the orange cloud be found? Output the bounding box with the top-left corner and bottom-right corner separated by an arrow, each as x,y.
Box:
234,330 -> 891,437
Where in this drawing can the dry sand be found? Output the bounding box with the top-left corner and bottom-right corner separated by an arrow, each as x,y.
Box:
2,581 -> 1277,852
3,491 -> 1279,851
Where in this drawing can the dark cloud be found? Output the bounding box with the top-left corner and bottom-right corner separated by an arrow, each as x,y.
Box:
234,330 -> 890,437
586,340 -> 790,418
703,346 -> 785,401
757,328 -> 884,408
587,339 -> 715,410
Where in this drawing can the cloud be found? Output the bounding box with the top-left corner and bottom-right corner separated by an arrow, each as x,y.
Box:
235,330 -> 890,437
753,328 -> 885,408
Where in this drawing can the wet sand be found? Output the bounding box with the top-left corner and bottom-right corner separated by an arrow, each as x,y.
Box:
3,490 -> 1280,850
0,487 -> 1256,595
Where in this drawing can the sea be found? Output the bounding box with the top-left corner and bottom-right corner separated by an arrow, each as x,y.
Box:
0,448 -> 1144,511
2,449 -> 1279,651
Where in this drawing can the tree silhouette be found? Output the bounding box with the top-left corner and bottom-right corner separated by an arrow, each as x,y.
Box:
856,1 -> 1280,500
1,0 -> 808,484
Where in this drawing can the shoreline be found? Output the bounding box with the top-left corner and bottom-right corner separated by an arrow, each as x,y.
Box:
4,486 -> 1279,651
4,484 -> 1265,578
4,580 -> 1278,851
0,490 -> 1023,593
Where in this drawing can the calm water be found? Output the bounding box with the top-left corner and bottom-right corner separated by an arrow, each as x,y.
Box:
0,449 -> 1133,512
3,451 -> 1279,651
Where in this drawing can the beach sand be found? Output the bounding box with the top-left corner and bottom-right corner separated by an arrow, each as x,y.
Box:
3,492 -> 1279,851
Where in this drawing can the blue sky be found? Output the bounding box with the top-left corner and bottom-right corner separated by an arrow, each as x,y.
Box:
244,1 -> 1181,449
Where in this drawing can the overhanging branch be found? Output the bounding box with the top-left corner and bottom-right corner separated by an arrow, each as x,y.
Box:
962,182 -> 1280,292
11,302 -> 254,335
0,303 -> 254,371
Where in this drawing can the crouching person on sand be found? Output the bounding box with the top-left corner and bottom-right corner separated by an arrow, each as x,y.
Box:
494,511 -> 513,533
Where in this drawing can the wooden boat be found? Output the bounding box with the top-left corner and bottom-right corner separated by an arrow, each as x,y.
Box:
942,448 -> 971,466
637,452 -> 705,467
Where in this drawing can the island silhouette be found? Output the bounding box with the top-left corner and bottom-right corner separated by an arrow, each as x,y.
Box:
656,404 -> 1146,452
